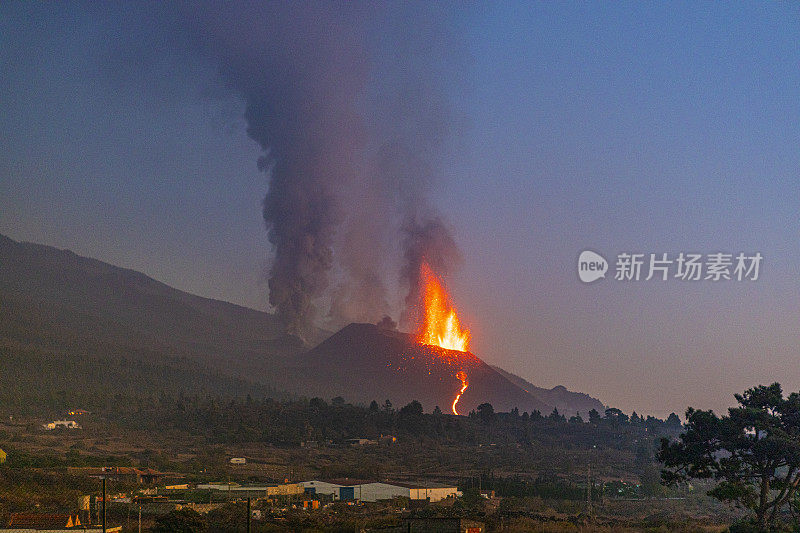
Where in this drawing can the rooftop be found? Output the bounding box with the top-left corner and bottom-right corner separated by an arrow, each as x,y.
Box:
387,481 -> 459,489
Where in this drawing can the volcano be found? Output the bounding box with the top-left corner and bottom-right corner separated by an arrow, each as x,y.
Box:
283,323 -> 554,415
0,234 -> 603,417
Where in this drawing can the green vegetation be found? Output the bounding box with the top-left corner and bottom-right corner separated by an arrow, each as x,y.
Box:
96,394 -> 682,452
151,508 -> 205,532
0,344 -> 277,417
659,383 -> 800,531
0,392 -> 694,531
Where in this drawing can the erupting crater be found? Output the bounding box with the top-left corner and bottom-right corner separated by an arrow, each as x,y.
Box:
416,261 -> 472,415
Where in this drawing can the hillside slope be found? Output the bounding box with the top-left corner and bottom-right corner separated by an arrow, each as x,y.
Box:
0,234 -> 307,412
286,323 -> 554,414
490,365 -> 606,418
0,234 -> 604,416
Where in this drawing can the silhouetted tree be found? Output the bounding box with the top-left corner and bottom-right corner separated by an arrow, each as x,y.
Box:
151,507 -> 204,532
399,400 -> 423,418
398,401 -> 425,434
569,412 -> 583,424
604,407 -> 629,425
665,412 -> 682,430
659,383 -> 800,530
309,397 -> 327,410
477,403 -> 495,424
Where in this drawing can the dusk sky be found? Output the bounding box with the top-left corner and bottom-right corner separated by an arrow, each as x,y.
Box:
2,2 -> 798,418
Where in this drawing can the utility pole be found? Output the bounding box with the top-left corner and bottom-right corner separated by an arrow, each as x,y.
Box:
102,477 -> 106,533
586,462 -> 592,517
138,505 -> 141,533
246,497 -> 251,533
589,443 -> 598,521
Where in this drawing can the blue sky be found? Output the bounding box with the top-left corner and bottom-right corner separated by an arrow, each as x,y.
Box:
1,2 -> 798,416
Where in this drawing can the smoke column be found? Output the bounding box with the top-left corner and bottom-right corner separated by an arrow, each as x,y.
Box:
400,217 -> 462,328
96,3 -> 469,335
184,4 -> 371,336
365,4 -> 469,328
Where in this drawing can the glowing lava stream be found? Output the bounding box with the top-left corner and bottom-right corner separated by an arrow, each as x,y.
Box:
452,371 -> 469,415
417,261 -> 472,415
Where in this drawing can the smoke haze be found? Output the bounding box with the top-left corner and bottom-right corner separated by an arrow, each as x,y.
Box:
180,3 -> 467,335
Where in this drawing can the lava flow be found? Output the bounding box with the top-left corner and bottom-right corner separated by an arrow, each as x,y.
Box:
452,370 -> 469,415
417,261 -> 471,415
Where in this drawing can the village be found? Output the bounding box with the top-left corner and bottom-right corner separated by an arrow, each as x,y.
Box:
0,404 -> 680,533
2,461 -> 481,533
0,411 -> 496,532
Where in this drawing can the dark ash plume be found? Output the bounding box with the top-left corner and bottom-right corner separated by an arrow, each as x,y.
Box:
93,3 -> 469,336
363,3 -> 469,331
400,217 -> 462,328
186,4 -> 371,336
262,159 -> 340,336
376,315 -> 398,331
326,180 -> 391,328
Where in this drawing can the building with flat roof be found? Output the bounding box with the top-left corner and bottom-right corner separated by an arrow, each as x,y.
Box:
389,482 -> 461,502
195,482 -> 304,498
301,480 -> 460,502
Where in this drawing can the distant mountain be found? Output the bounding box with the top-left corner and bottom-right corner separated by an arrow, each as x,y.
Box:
490,365 -> 606,418
0,234 -> 310,413
285,323 -> 554,414
0,233 -> 604,417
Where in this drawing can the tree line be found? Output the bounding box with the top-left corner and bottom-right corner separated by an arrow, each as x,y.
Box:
100,393 -> 683,452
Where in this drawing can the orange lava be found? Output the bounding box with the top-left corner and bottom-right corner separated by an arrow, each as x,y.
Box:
452,370 -> 469,415
417,260 -> 472,415
418,262 -> 470,352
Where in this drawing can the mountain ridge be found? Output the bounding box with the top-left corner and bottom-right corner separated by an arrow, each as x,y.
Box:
489,365 -> 606,418
287,322 -> 554,414
0,233 -> 604,416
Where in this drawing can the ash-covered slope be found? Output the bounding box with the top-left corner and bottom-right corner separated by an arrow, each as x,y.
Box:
286,323 -> 553,414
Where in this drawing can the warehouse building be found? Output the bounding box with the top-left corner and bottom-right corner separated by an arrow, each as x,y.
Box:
195,482 -> 304,498
391,482 -> 461,502
301,480 -> 460,502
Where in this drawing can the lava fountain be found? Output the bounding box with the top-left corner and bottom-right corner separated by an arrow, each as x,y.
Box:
417,261 -> 471,415
418,262 -> 470,352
